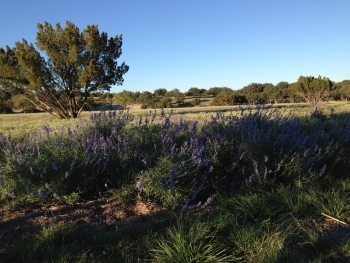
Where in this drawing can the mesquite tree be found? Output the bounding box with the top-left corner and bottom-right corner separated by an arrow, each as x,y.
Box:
296,75 -> 333,105
0,21 -> 129,118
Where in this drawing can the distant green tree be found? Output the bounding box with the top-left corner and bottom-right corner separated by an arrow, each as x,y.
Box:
241,83 -> 264,93
114,90 -> 136,109
186,87 -> 201,97
240,83 -> 264,103
191,98 -> 201,106
101,92 -> 114,108
0,89 -> 10,106
154,88 -> 167,97
331,80 -> 350,101
12,94 -> 37,113
199,88 -> 207,96
158,97 -> 172,108
296,75 -> 333,105
173,89 -> 185,105
0,21 -> 129,119
0,88 -> 12,113
207,87 -> 230,97
137,91 -> 153,104
211,90 -> 247,106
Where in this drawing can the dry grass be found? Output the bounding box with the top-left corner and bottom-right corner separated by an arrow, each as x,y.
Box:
1,101 -> 350,137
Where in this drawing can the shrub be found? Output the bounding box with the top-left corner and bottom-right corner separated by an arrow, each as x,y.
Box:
191,98 -> 201,106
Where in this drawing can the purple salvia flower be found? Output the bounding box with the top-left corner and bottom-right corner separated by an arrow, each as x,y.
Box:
264,155 -> 269,162
38,189 -> 46,198
304,148 -> 310,157
170,144 -> 177,157
198,182 -> 205,191
136,178 -> 144,191
191,190 -> 197,200
25,187 -> 30,195
70,158 -> 76,171
51,162 -> 57,171
4,189 -> 15,198
67,127 -> 73,137
53,193 -> 60,200
202,194 -> 216,208
17,174 -> 23,183
276,163 -> 281,172
263,168 -> 268,181
319,164 -> 326,176
253,160 -> 259,174
45,183 -> 52,192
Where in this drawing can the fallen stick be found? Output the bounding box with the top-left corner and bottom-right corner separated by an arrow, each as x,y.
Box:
321,212 -> 349,226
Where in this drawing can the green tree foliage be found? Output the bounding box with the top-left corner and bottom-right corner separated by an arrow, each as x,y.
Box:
211,90 -> 247,106
296,75 -> 333,105
261,82 -> 290,103
0,21 -> 129,118
158,97 -> 172,108
165,88 -> 179,97
186,87 -> 201,97
191,98 -> 201,106
100,92 -> 114,109
206,87 -> 231,97
241,83 -> 265,103
139,96 -> 172,109
137,91 -> 155,108
199,88 -> 207,96
114,90 -> 136,109
0,88 -> 12,113
331,80 -> 350,101
172,89 -> 185,105
137,91 -> 153,104
154,88 -> 167,97
12,94 -> 37,113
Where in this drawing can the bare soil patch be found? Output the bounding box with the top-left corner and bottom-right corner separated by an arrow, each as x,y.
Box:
0,197 -> 168,245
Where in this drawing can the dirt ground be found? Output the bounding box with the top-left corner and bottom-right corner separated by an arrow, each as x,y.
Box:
0,197 -> 168,245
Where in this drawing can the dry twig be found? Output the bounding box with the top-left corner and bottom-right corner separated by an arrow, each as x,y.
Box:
321,213 -> 349,227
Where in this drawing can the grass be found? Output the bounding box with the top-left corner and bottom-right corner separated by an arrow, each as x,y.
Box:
1,183 -> 349,262
1,102 -> 350,262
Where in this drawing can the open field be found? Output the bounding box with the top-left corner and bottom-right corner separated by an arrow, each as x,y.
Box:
1,101 -> 350,135
1,103 -> 350,262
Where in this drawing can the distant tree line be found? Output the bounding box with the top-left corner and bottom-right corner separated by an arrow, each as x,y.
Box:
209,77 -> 349,106
1,76 -> 350,113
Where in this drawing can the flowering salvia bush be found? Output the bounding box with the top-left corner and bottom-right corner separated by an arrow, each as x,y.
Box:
0,106 -> 349,210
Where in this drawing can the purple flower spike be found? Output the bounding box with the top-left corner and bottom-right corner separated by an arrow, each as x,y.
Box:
136,178 -> 145,191
319,164 -> 326,176
264,155 -> 269,162
51,162 -> 57,171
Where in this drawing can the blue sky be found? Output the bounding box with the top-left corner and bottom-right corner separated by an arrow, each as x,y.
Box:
1,0 -> 349,93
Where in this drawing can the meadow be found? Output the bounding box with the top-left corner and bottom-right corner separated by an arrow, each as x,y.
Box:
0,102 -> 350,262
